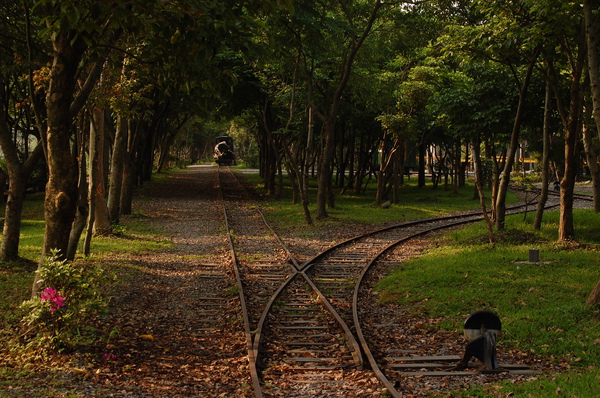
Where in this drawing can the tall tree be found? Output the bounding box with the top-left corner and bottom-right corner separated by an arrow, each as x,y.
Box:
583,0 -> 600,211
309,0 -> 387,219
539,1 -> 587,241
439,0 -> 543,230
0,1 -> 46,261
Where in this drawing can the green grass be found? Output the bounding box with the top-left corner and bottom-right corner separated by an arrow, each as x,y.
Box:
375,209 -> 600,397
244,172 -> 516,231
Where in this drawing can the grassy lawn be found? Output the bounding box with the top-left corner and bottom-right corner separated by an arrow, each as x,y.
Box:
375,209 -> 600,397
241,171 -> 513,230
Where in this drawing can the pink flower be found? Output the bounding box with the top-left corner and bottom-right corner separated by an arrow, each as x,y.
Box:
102,353 -> 117,361
40,287 -> 66,312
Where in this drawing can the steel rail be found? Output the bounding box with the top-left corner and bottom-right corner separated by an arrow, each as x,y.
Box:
220,167 -> 367,396
216,167 -> 263,398
300,201 -> 534,274
292,199 -> 561,395
514,185 -> 594,203
351,215 -> 488,397
255,202 -> 365,367
220,170 -> 569,396
349,198 -> 566,395
242,187 -> 366,382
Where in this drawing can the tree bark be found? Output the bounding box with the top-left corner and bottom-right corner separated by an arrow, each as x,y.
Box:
90,107 -> 111,237
120,152 -> 135,215
41,33 -> 86,259
33,33 -> 86,297
418,142 -> 426,188
558,79 -> 583,241
315,0 -> 383,219
472,142 -> 494,243
67,124 -> 88,261
316,117 -> 336,219
583,0 -> 600,308
583,106 -> 600,212
586,279 -> 600,306
550,25 -> 586,241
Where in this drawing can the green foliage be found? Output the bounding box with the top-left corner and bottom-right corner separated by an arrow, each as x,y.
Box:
20,252 -> 111,351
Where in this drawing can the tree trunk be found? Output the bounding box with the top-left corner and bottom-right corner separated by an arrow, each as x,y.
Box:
534,82 -> 552,230
552,28 -> 586,241
315,1 -> 383,219
459,143 -> 468,188
418,142 -> 426,188
90,107 -> 111,237
495,50 -> 538,230
1,170 -> 26,260
120,152 -> 135,215
108,116 -> 127,223
42,33 -> 85,259
67,119 -> 89,260
585,1 -> 600,303
34,33 -> 86,297
453,140 -> 460,194
584,0 -> 600,211
282,140 -> 312,225
392,148 -> 400,204
0,81 -> 44,260
120,118 -> 142,215
583,106 -> 600,212
586,279 -> 600,306
472,142 -> 494,243
558,84 -> 583,241
317,117 -> 336,219
343,126 -> 356,194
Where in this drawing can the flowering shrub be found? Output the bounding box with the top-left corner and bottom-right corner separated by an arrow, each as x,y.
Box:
21,252 -> 110,350
40,288 -> 65,312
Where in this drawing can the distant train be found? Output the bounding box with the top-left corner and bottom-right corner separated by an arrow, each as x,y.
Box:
214,135 -> 235,166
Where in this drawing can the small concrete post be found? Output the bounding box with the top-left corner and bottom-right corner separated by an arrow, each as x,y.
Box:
529,248 -> 540,262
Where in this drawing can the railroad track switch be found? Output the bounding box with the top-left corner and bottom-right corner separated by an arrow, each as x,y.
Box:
453,310 -> 502,372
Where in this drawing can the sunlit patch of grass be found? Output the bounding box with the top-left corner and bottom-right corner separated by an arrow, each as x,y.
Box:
241,172 -> 518,229
375,209 -> 600,396
450,369 -> 600,397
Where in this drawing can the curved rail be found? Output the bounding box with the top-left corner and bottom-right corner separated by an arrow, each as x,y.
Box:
219,171 -> 589,396
351,215 -> 491,396
218,167 -> 366,397
348,193 -> 595,393
301,198 -> 566,396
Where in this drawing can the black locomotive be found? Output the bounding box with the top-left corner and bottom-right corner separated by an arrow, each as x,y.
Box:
213,135 -> 235,166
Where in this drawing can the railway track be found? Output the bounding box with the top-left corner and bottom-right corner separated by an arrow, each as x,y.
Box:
218,167 -> 380,397
217,167 -> 591,397
516,184 -> 594,204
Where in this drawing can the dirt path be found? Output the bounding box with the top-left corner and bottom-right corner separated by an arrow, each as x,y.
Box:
87,165 -> 252,397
